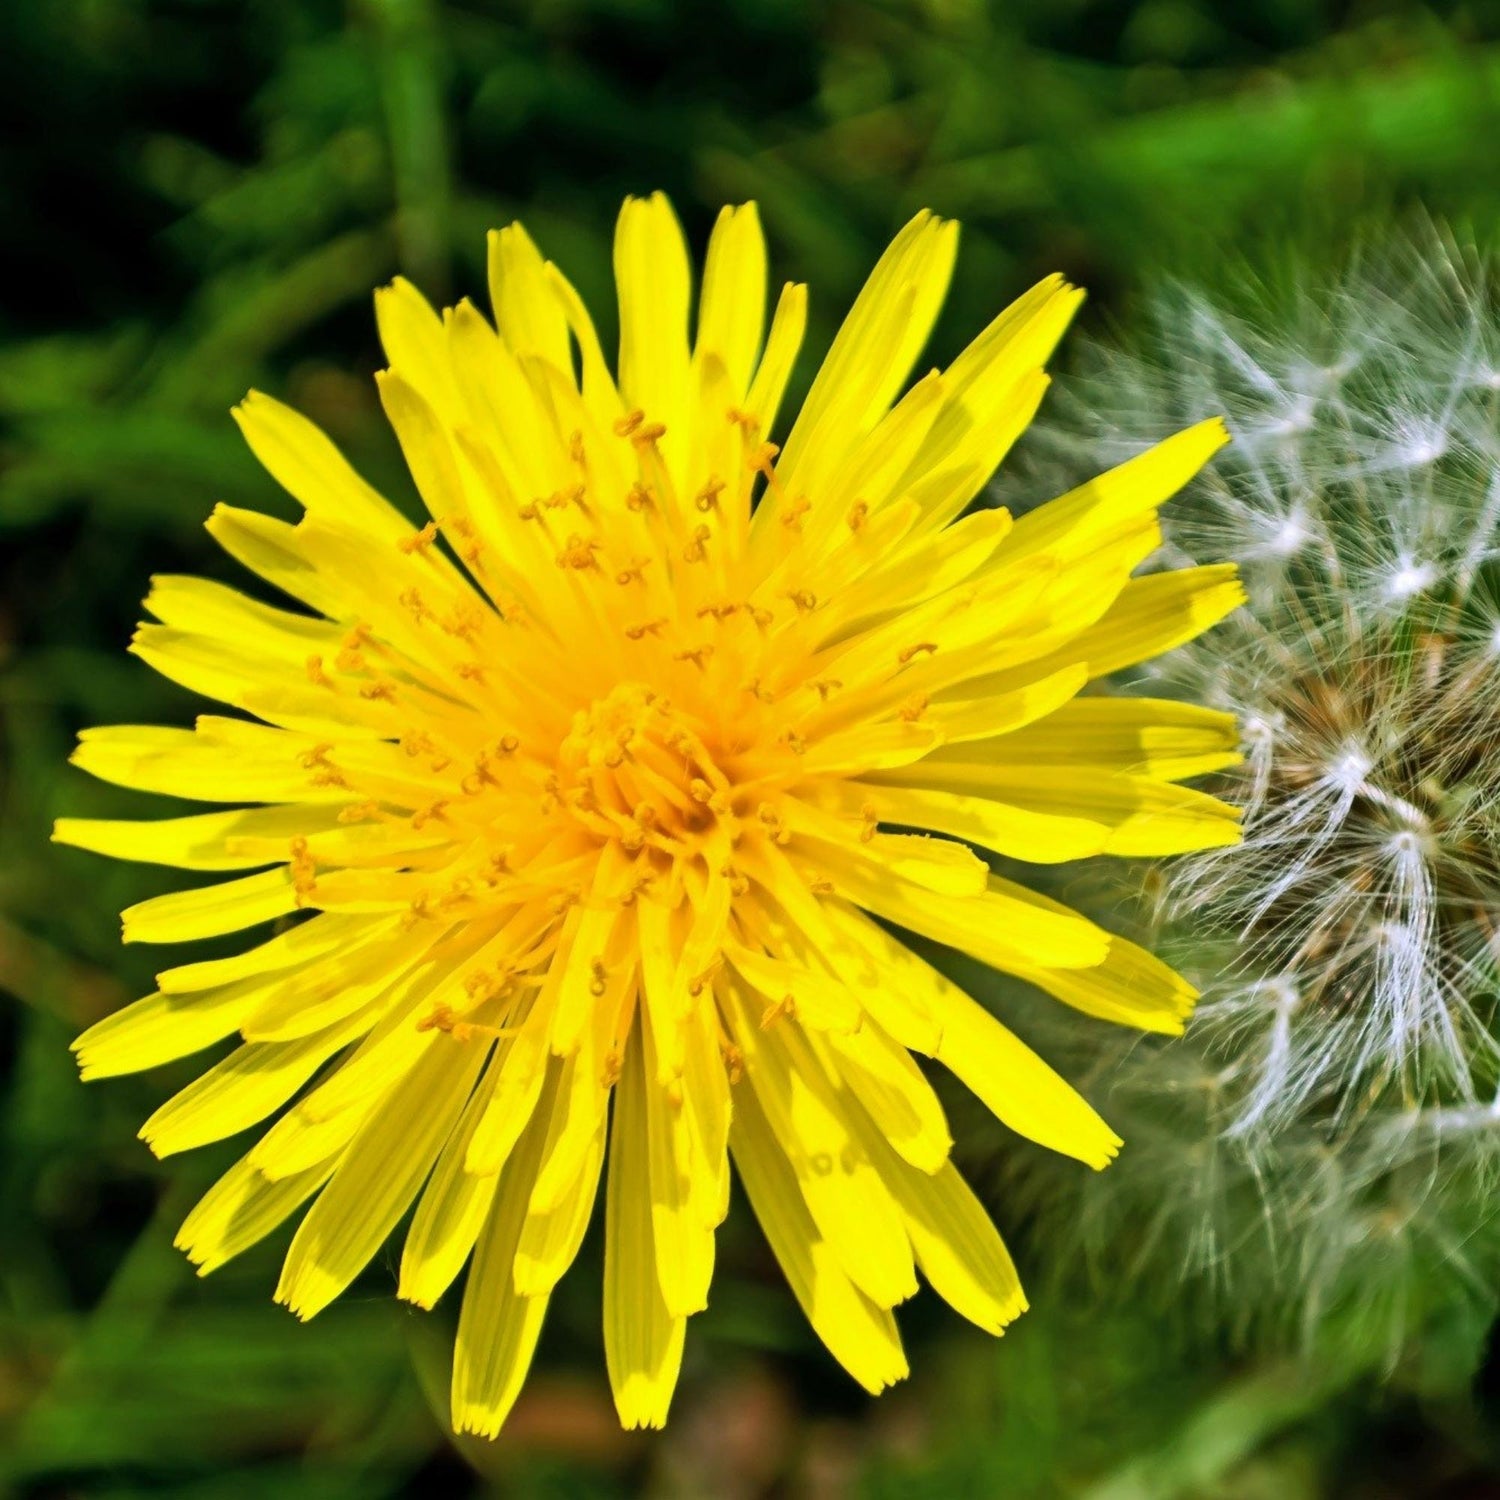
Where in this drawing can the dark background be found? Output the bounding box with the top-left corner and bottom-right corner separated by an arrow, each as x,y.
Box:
4,1 -> 1500,1494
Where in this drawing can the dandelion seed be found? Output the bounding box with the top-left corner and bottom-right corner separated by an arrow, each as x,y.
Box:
56,194 -> 1238,1437
1384,558 -> 1438,602
1009,223 -> 1500,1365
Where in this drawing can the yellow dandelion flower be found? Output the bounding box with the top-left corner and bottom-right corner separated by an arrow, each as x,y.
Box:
57,195 -> 1244,1437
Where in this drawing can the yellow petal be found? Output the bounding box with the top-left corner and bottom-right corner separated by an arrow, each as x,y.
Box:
122,867 -> 301,945
204,504 -> 344,619
798,845 -> 1108,972
69,724 -> 317,804
773,211 -> 958,506
513,1098 -> 607,1297
615,192 -> 693,480
724,980 -> 917,1308
729,1080 -> 907,1393
696,202 -> 767,397
604,1023 -> 686,1430
820,1020 -> 952,1174
1012,926 -> 1199,1035
375,276 -> 468,429
742,280 -> 807,441
55,805 -> 343,871
1067,565 -> 1246,681
398,1053 -> 502,1309
156,912 -> 367,994
463,1003 -> 553,1178
239,924 -> 425,1042
1007,418 -> 1229,561
73,986 -> 257,1080
818,904 -> 1120,1169
641,1006 -> 716,1317
488,220 -> 572,373
927,972 -> 1121,1168
932,696 -> 1242,782
722,938 -> 862,1035
275,1032 -> 488,1320
176,1151 -> 336,1276
856,1124 -> 1026,1336
451,1069 -> 556,1438
848,774 -> 1242,864
140,1000 -> 379,1158
232,390 -> 412,542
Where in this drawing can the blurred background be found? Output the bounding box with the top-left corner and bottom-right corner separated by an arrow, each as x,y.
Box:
5,1 -> 1500,1495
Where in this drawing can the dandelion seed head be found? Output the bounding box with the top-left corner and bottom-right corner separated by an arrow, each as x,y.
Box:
1007,222 -> 1500,1363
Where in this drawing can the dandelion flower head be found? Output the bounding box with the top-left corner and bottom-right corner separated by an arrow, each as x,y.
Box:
58,195 -> 1242,1436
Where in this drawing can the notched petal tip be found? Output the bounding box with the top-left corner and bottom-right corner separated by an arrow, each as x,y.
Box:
1090,1130 -> 1126,1173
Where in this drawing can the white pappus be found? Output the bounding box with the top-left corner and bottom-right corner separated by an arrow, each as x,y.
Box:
1004,224 -> 1500,1365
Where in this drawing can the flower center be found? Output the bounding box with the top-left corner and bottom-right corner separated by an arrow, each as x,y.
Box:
552,682 -> 746,861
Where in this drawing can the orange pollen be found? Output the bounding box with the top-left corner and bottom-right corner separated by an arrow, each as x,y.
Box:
760,994 -> 796,1029
398,521 -> 440,555
780,496 -> 811,530
682,525 -> 712,562
757,803 -> 792,845
411,800 -> 448,830
750,442 -> 780,480
288,836 -> 318,901
441,606 -> 483,639
556,534 -> 601,570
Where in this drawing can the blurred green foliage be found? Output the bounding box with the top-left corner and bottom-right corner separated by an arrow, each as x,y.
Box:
4,0 -> 1500,1494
